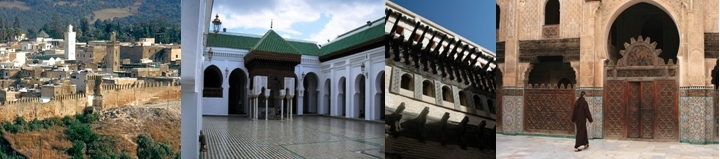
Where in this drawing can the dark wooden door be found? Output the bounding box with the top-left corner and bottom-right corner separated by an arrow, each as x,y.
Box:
626,82 -> 654,139
640,82 -> 654,139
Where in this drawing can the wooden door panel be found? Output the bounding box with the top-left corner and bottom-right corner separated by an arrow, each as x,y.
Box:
655,80 -> 678,139
604,80 -> 625,138
641,82 -> 654,139
627,82 -> 641,138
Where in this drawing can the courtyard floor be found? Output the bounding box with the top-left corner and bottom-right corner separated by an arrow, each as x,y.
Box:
496,134 -> 719,159
201,115 -> 385,159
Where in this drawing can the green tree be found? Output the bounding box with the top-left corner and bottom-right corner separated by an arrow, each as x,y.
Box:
0,17 -> 6,42
13,16 -> 20,29
136,134 -> 174,159
69,140 -> 84,158
80,17 -> 90,34
26,27 -> 36,38
65,122 -> 99,155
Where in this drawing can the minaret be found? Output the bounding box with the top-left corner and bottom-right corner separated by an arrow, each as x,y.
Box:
105,32 -> 120,72
65,25 -> 76,60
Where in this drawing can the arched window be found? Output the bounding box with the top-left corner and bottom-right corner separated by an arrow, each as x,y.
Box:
487,99 -> 496,114
545,0 -> 560,25
422,80 -> 434,97
459,91 -> 468,106
442,86 -> 453,102
203,65 -> 223,97
400,74 -> 413,91
473,95 -> 483,111
496,4 -> 500,29
557,77 -> 573,89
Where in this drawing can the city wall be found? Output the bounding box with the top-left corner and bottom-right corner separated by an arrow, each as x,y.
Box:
0,81 -> 180,122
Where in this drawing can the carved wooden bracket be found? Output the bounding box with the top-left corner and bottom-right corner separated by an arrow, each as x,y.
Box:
542,25 -> 559,39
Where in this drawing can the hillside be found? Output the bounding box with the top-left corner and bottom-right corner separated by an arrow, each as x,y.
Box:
0,0 -> 180,35
1,100 -> 181,158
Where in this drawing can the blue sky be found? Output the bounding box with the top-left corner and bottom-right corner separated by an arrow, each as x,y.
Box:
211,0 -> 384,45
391,0 -> 496,52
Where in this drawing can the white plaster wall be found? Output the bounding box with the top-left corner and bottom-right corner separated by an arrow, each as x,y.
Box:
295,55 -> 322,115
386,66 -> 496,127
320,46 -> 384,120
200,45 -> 384,121
201,47 -> 249,116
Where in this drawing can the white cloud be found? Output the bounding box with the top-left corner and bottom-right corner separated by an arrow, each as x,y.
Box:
307,1 -> 383,44
281,34 -> 291,39
213,0 -> 383,44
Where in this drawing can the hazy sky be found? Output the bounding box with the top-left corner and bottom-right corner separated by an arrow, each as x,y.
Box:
211,0 -> 384,44
391,0 -> 496,53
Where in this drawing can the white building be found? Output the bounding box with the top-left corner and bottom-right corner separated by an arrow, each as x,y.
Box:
137,38 -> 155,46
386,1 -> 497,127
70,71 -> 88,93
201,18 -> 385,121
383,1 -> 498,155
65,25 -> 76,61
14,52 -> 26,67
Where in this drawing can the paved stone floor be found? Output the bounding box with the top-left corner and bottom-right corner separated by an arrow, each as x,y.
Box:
201,115 -> 385,159
496,134 -> 719,159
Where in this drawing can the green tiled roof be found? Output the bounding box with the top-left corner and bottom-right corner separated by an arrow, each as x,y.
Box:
207,34 -> 260,50
208,30 -> 319,55
250,30 -> 302,55
320,21 -> 384,56
207,18 -> 383,57
287,40 -> 321,56
37,30 -> 49,38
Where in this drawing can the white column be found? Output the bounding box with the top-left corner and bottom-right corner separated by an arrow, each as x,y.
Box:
264,90 -> 270,120
363,71 -> 375,120
247,97 -> 253,119
285,94 -> 292,120
180,0 -> 210,158
297,89 -> 304,116
253,96 -> 258,120
280,90 -> 285,120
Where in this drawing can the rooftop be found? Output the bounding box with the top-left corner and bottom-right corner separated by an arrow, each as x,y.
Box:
207,17 -> 384,57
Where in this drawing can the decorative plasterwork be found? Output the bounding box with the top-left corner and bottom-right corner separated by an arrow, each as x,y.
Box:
518,38 -> 580,63
705,33 -> 719,58
390,66 -> 402,93
542,25 -> 559,39
605,36 -> 678,81
301,56 -> 320,65
618,36 -> 663,67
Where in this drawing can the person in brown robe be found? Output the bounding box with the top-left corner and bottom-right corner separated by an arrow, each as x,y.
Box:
199,130 -> 208,152
571,91 -> 593,152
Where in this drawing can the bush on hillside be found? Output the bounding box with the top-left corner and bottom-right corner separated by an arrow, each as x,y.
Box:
69,140 -> 84,157
13,116 -> 25,127
3,121 -> 18,134
118,153 -> 133,159
88,135 -> 133,159
80,113 -> 100,124
136,134 -> 175,159
63,116 -> 77,126
65,122 -> 99,144
27,119 -> 41,131
44,117 -> 63,127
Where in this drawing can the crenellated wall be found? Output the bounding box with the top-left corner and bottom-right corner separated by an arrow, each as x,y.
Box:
0,79 -> 180,122
97,81 -> 180,110
0,93 -> 88,122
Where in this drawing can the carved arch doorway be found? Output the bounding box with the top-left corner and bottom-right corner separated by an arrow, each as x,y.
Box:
228,69 -> 248,115
603,36 -> 678,141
